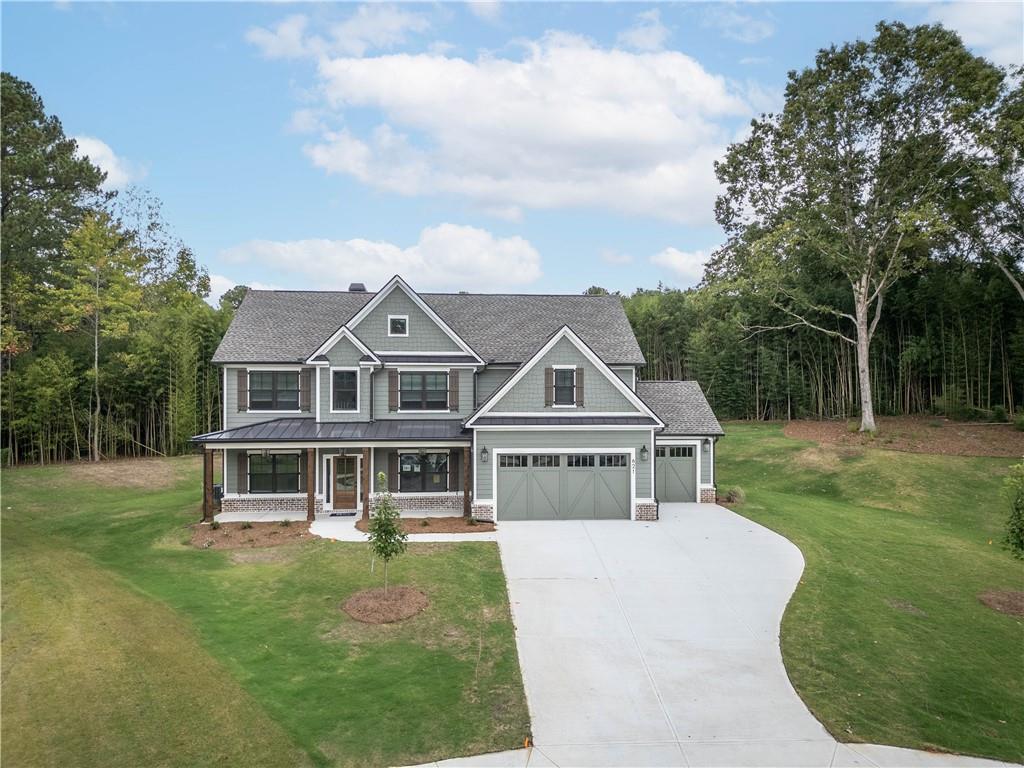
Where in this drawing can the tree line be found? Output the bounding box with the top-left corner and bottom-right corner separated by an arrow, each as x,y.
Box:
1,73 -> 243,465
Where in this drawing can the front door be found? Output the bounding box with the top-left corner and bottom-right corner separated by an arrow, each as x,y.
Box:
334,455 -> 358,510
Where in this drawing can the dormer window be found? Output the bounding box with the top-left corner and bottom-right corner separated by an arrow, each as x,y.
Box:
388,315 -> 408,337
554,367 -> 576,406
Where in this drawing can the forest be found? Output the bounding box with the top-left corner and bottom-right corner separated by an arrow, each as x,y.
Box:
1,22 -> 1021,465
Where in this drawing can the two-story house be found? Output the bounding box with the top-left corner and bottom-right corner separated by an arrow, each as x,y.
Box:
193,276 -> 723,523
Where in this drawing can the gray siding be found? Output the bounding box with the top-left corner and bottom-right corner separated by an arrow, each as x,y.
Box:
317,337 -> 371,421
475,366 -> 515,407
353,288 -> 461,353
475,429 -> 654,500
371,366 -> 474,419
491,338 -> 636,413
702,439 -> 713,484
223,366 -> 315,429
612,367 -> 635,390
225,448 -> 242,493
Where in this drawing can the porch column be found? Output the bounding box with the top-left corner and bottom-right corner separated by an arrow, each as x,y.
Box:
463,446 -> 471,518
202,448 -> 214,522
306,447 -> 315,522
361,448 -> 371,521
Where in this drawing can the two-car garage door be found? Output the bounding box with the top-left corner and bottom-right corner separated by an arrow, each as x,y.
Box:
497,453 -> 631,520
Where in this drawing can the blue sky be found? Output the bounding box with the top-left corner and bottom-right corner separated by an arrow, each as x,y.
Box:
3,1 -> 1021,302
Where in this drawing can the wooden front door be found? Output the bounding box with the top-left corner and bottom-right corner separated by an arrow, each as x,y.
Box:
334,456 -> 358,510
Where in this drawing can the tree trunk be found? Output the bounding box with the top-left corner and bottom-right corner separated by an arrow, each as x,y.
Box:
384,560 -> 389,597
854,287 -> 877,432
92,295 -> 101,462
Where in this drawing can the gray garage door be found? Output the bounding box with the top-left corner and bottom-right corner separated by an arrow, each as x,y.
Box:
497,453 -> 631,520
655,445 -> 696,502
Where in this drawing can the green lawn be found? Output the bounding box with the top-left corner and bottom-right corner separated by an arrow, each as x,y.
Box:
1,458 -> 529,768
718,423 -> 1024,764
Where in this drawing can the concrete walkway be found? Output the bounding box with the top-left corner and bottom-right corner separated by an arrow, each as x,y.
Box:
310,514 -> 497,543
411,503 -> 1013,767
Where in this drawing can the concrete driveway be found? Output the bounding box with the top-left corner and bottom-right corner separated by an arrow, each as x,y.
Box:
419,503 -> 1010,767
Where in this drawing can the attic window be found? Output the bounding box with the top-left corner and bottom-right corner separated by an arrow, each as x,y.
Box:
553,367 -> 576,406
388,315 -> 408,337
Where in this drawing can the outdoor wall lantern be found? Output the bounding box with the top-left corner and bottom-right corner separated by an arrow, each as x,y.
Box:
702,441 -> 710,454
640,446 -> 649,462
480,446 -> 489,463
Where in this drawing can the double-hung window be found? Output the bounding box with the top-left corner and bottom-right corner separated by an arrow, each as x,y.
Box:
248,371 -> 299,411
399,452 -> 448,492
400,372 -> 449,411
248,453 -> 300,493
554,367 -> 576,406
331,370 -> 358,412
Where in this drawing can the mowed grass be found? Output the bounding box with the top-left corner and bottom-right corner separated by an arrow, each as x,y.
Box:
718,423 -> 1024,763
1,458 -> 529,768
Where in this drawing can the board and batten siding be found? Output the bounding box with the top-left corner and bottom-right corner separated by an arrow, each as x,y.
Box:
317,337 -> 371,421
371,366 -> 474,419
475,428 -> 654,500
223,367 -> 315,429
491,337 -> 637,413
353,289 -> 462,352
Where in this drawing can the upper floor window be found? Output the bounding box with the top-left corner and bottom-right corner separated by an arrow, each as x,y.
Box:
400,372 -> 448,410
249,371 -> 299,411
554,367 -> 576,406
331,370 -> 358,412
388,315 -> 409,337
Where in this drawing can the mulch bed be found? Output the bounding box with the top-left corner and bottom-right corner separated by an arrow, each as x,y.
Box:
355,516 -> 495,534
191,521 -> 312,550
978,590 -> 1024,617
343,587 -> 429,624
783,416 -> 1024,458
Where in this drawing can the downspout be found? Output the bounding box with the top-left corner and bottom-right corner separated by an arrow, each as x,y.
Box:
369,366 -> 375,423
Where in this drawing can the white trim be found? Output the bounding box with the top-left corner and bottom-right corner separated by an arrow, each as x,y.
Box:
304,325 -> 380,366
466,326 -> 664,428
490,447 -> 636,523
652,438 -> 700,503
379,491 -> 461,499
551,364 -> 577,368
385,362 -> 481,369
246,410 -> 303,414
471,424 -> 652,431
328,366 -> 361,414
481,411 -> 647,418
241,364 -> 306,371
376,350 -> 475,356
223,493 -> 306,500
387,314 -> 409,337
221,367 -> 228,428
315,367 -> 321,421
397,409 -> 451,414
325,452 -> 362,512
202,440 -> 470,450
345,275 -> 484,363
552,364 -> 577,407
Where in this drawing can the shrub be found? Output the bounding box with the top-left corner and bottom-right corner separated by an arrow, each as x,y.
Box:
419,518 -> 430,527
210,520 -> 220,530
846,421 -> 859,433
279,519 -> 291,527
1004,463 -> 1024,560
992,405 -> 1008,423
1015,413 -> 1024,432
368,472 -> 409,596
241,521 -> 253,530
722,487 -> 746,504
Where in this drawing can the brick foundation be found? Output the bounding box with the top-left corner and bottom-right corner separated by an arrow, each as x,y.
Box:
373,492 -> 466,516
471,503 -> 495,522
221,495 -> 323,517
700,487 -> 717,503
635,501 -> 658,521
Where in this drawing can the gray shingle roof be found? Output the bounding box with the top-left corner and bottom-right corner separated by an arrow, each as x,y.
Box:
212,289 -> 645,365
472,415 -> 659,427
637,381 -> 724,436
194,418 -> 470,443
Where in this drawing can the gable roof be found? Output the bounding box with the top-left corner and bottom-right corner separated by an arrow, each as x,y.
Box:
636,381 -> 723,436
212,287 -> 646,365
465,325 -> 663,428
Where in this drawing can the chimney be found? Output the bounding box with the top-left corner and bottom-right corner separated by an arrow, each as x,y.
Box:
348,282 -> 367,292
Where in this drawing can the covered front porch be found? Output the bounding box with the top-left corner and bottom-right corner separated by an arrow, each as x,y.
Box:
194,418 -> 474,523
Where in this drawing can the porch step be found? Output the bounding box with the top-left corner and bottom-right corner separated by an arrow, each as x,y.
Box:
329,511 -> 357,517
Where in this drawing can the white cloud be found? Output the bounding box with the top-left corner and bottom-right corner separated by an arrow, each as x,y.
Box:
246,5 -> 430,60
601,249 -> 634,265
924,2 -> 1023,67
467,2 -> 501,23
650,247 -> 711,286
617,9 -> 670,52
206,274 -> 279,307
219,223 -> 542,292
739,55 -> 771,66
286,108 -> 324,134
702,6 -> 775,44
72,136 -> 143,189
287,30 -> 754,223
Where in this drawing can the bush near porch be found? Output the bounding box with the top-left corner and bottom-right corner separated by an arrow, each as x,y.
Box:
718,422 -> 1024,764
1,457 -> 530,768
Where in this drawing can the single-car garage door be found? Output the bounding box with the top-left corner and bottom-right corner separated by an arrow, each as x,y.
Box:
655,445 -> 696,502
497,453 -> 631,520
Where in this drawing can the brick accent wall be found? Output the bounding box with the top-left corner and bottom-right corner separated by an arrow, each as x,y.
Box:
221,496 -> 323,516
373,492 -> 465,515
635,501 -> 658,521
700,487 -> 716,503
471,503 -> 495,522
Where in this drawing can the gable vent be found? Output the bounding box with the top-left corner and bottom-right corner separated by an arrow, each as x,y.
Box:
348,282 -> 367,292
